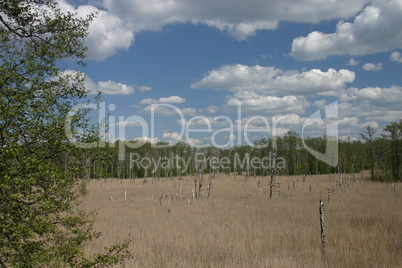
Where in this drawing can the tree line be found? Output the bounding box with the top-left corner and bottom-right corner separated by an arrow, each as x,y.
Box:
72,121 -> 402,183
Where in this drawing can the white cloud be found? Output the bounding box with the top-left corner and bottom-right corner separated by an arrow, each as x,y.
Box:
390,51 -> 402,63
192,64 -> 355,95
362,63 -> 383,72
133,136 -> 159,144
141,105 -> 179,116
58,0 -> 368,61
141,105 -> 196,116
228,134 -> 236,141
90,80 -> 135,95
206,105 -> 219,114
85,10 -> 134,61
360,121 -> 379,129
186,138 -> 203,146
138,86 -> 152,92
139,96 -> 186,104
347,58 -> 360,66
85,77 -> 136,95
181,108 -> 197,116
338,117 -> 360,128
275,113 -> 307,126
162,131 -> 205,145
356,86 -> 402,106
162,131 -> 207,145
364,112 -> 402,123
58,70 -> 137,95
337,86 -> 402,125
339,86 -> 402,108
291,0 -> 402,60
177,116 -> 231,131
203,20 -> 278,41
314,100 -> 327,109
102,0 -> 367,37
57,0 -> 134,61
224,91 -> 310,115
115,120 -> 143,127
341,116 -> 371,136
275,128 -> 291,136
162,132 -> 181,140
191,64 -> 357,117
233,113 -> 309,138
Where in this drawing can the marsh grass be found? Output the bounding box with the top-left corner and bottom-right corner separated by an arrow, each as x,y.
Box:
80,174 -> 401,267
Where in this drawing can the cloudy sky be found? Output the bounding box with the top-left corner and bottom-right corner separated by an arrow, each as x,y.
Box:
64,0 -> 402,146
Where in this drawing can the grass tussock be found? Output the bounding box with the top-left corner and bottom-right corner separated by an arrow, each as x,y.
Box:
80,174 -> 402,268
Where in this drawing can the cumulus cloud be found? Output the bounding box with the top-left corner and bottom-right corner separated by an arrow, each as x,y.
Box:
275,113 -> 307,126
347,58 -> 360,66
332,117 -> 382,137
162,131 -> 207,145
354,86 -> 402,107
162,129 -> 202,146
57,0 -> 134,61
85,10 -> 134,60
232,115 -> 293,137
133,137 -> 159,144
139,96 -> 186,104
162,132 -> 205,145
338,101 -> 402,125
162,132 -> 182,143
203,20 -> 278,41
162,132 -> 181,140
176,116 -> 232,133
141,105 -> 196,116
337,86 -> 402,125
138,86 -> 152,92
314,99 -> 327,109
361,121 -> 379,129
115,120 -> 143,127
58,70 -> 138,95
86,79 -> 135,95
84,76 -> 137,95
192,64 -> 355,95
224,91 -> 310,114
191,64 -> 357,116
339,86 -> 402,107
291,0 -> 402,60
362,63 -> 383,72
186,138 -> 203,146
58,0 -> 368,61
390,51 -> 402,63
206,105 -> 219,113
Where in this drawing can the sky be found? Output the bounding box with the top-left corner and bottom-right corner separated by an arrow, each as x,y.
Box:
61,0 -> 402,147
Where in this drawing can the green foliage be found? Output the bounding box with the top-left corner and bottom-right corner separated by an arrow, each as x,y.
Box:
360,125 -> 377,180
0,1 -> 131,266
383,120 -> 402,182
94,123 -> 401,180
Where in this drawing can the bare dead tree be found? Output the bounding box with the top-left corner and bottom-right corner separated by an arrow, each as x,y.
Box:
319,199 -> 326,254
269,152 -> 281,199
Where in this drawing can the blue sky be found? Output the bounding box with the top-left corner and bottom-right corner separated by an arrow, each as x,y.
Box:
62,0 -> 402,146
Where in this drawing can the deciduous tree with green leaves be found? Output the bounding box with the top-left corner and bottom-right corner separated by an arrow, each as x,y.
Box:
0,1 -> 131,266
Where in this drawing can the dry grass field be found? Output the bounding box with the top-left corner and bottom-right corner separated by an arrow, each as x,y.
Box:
79,173 -> 401,268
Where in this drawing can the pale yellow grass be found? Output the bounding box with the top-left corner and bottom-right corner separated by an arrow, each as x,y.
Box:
80,174 -> 402,268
